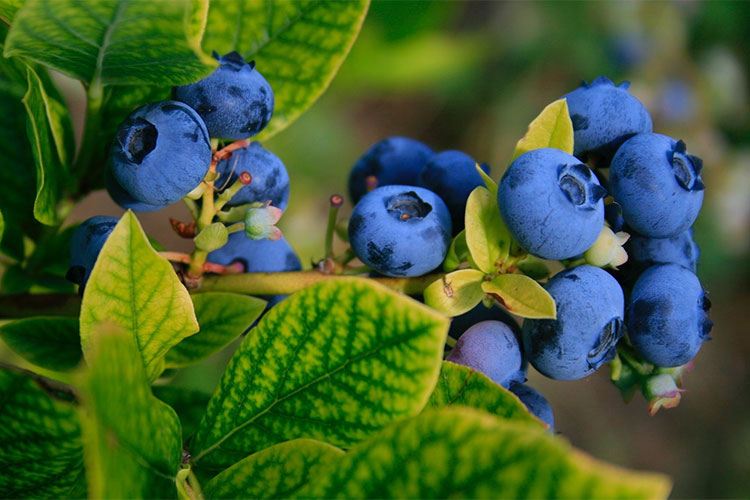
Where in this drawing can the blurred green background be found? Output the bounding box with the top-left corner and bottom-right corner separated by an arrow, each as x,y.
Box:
12,1 -> 750,498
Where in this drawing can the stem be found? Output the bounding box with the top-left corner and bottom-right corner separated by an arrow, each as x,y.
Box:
226,223 -> 245,234
325,195 -> 343,258
183,198 -> 200,220
617,344 -> 652,377
160,252 -> 191,264
188,469 -> 205,500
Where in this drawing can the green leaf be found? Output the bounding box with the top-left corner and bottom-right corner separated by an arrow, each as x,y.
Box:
517,254 -> 550,280
165,292 -> 266,368
476,163 -> 498,197
81,324 -> 182,499
465,186 -> 511,273
204,439 -> 344,499
511,98 -> 574,162
0,209 -> 4,246
426,361 -> 542,426
442,229 -> 474,272
35,69 -> 75,168
191,278 -> 448,475
153,386 -> 211,440
0,317 -> 81,371
482,274 -> 556,319
423,269 -> 484,317
194,222 -> 229,252
0,0 -> 23,23
298,407 -> 672,499
22,65 -> 65,225
203,0 -> 370,140
4,0 -> 215,86
0,369 -> 85,498
80,211 -> 199,381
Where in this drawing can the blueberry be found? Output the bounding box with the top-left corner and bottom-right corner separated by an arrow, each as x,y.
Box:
215,141 -> 290,210
105,161 -> 164,212
563,76 -> 652,163
417,150 -> 489,233
508,382 -> 555,430
627,264 -> 712,367
208,232 -> 302,314
610,134 -> 704,238
66,216 -> 119,289
175,51 -> 274,140
522,265 -> 625,381
446,320 -> 527,389
110,100 -> 211,206
498,148 -> 606,260
348,136 -> 433,204
448,302 -> 520,340
628,228 -> 700,274
604,202 -> 626,233
348,185 -> 451,277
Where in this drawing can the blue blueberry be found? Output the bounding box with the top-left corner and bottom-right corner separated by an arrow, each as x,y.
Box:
215,141 -> 289,210
110,100 -> 211,206
175,51 -> 274,140
417,150 -> 489,233
348,185 -> 451,277
66,216 -> 119,289
446,320 -> 527,389
105,161 -> 164,212
448,302 -> 520,340
208,232 -> 302,314
628,228 -> 700,274
522,265 -> 624,381
610,134 -> 704,238
509,382 -> 555,430
563,76 -> 652,162
498,148 -> 606,260
627,264 -> 712,367
348,136 -> 433,204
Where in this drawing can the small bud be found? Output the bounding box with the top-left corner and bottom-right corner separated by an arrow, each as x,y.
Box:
584,226 -> 630,268
244,202 -> 283,241
643,373 -> 685,415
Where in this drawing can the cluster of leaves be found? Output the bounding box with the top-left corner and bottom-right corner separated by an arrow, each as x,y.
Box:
0,1 -> 672,498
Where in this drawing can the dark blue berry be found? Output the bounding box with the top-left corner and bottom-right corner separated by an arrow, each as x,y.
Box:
215,141 -> 290,210
509,382 -> 555,430
67,216 -> 119,289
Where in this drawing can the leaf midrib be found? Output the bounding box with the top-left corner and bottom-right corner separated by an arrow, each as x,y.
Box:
91,0 -> 128,86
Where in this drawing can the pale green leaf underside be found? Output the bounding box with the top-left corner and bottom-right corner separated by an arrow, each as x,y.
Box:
80,211 -> 199,381
204,439 -> 344,499
0,316 -> 82,371
476,163 -> 498,197
192,278 -> 448,474
482,274 -> 556,319
203,0 -> 370,140
0,370 -> 85,499
4,0 -> 215,86
423,269 -> 484,317
165,292 -> 266,368
82,325 -> 182,499
297,407 -> 672,499
426,362 -> 542,427
465,186 -> 511,273
512,98 -> 574,161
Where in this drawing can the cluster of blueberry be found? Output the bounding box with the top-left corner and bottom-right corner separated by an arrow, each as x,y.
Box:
344,76 -> 711,423
68,52 -> 300,307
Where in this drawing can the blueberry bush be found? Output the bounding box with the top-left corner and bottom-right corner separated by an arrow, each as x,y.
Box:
0,1 -> 718,498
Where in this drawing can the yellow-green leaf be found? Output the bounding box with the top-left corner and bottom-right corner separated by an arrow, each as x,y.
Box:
297,407 -> 671,499
482,274 -> 556,319
0,317 -> 81,371
80,211 -> 199,381
191,278 -> 448,475
81,324 -> 182,499
0,369 -> 85,498
203,0 -> 370,140
476,162 -> 498,197
204,439 -> 344,499
165,292 -> 266,368
465,186 -> 511,273
443,229 -> 476,272
426,361 -> 542,427
423,269 -> 484,317
511,98 -> 574,161
4,0 -> 216,86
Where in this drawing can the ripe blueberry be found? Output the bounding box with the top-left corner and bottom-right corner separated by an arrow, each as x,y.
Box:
448,302 -> 520,340
175,51 -> 274,140
348,136 -> 433,204
348,185 -> 451,277
110,100 -> 211,206
498,148 -> 606,260
105,161 -> 164,212
67,216 -> 119,289
215,141 -> 290,210
522,265 -> 625,380
563,76 -> 653,163
509,382 -> 555,430
627,264 -> 712,367
610,134 -> 704,238
446,320 -> 527,389
627,228 -> 700,274
417,150 -> 489,233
